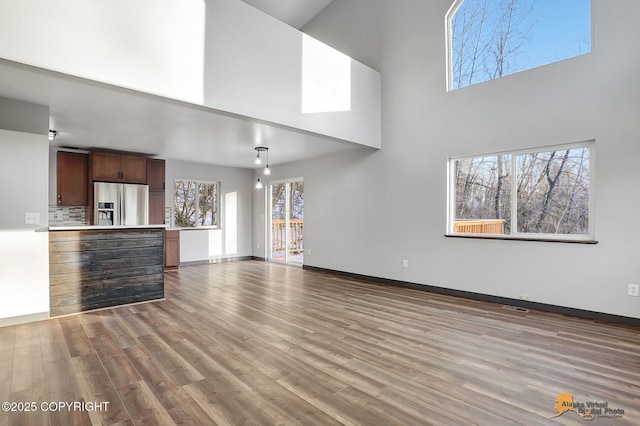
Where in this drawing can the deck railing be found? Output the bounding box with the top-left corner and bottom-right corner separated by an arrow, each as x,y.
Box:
454,219 -> 505,234
272,220 -> 304,253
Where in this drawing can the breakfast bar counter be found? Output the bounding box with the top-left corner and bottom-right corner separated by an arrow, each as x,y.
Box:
48,226 -> 165,317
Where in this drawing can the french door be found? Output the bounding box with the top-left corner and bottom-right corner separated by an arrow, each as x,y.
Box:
269,179 -> 304,264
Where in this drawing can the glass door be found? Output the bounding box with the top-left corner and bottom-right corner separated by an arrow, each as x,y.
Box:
269,179 -> 304,264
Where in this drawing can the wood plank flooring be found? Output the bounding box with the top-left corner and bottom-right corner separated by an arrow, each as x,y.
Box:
1,260 -> 639,425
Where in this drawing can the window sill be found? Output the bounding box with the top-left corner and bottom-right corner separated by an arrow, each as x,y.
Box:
444,234 -> 598,244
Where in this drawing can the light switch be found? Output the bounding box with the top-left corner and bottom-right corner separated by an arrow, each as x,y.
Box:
25,213 -> 40,224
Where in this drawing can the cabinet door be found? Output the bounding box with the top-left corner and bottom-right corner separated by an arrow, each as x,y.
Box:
57,151 -> 89,206
120,155 -> 147,183
165,230 -> 180,269
146,158 -> 165,191
91,152 -> 121,181
149,191 -> 165,225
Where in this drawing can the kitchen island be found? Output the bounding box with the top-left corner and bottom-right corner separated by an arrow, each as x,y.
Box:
48,225 -> 165,317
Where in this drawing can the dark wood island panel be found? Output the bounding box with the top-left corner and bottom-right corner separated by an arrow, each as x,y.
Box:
49,228 -> 164,317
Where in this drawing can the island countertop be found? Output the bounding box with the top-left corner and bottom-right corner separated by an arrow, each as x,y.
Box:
48,227 -> 165,316
43,224 -> 169,231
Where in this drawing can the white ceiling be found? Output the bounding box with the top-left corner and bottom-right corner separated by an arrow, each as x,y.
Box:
242,0 -> 334,29
0,0 -> 364,170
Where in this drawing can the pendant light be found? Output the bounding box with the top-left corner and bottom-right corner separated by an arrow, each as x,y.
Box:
263,147 -> 271,175
254,146 -> 269,189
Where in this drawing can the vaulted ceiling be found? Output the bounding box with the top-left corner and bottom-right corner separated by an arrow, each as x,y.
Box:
242,0 -> 335,29
0,0 -> 368,169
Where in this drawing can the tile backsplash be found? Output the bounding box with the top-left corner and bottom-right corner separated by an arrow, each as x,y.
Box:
48,206 -> 89,226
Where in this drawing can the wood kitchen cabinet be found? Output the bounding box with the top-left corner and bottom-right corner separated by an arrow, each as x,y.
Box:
91,152 -> 147,183
165,229 -> 180,270
57,151 -> 89,206
146,158 -> 165,191
147,158 -> 166,224
149,191 -> 165,225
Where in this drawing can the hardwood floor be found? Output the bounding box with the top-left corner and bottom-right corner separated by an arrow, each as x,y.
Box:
1,260 -> 639,425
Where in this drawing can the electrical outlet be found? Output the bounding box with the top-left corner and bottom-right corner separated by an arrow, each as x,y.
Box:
307,249 -> 312,256
402,259 -> 409,268
24,213 -> 40,224
628,284 -> 639,297
256,243 -> 260,249
520,295 -> 529,301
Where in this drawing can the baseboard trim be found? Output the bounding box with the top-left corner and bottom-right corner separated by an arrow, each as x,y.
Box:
0,311 -> 50,328
179,256 -> 253,266
50,298 -> 166,319
303,265 -> 640,328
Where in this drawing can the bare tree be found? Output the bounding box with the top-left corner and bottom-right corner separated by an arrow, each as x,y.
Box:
451,0 -> 537,88
175,180 -> 196,227
271,183 -> 286,220
535,150 -> 570,231
487,0 -> 536,79
455,148 -> 589,235
455,155 -> 511,227
515,148 -> 589,234
494,154 -> 509,219
452,0 -> 491,88
198,183 -> 218,226
175,181 -> 218,227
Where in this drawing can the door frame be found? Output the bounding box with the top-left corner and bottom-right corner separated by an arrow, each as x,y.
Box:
267,177 -> 304,264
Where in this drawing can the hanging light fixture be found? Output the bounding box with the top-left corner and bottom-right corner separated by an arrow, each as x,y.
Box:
254,147 -> 269,188
255,146 -> 266,165
263,147 -> 271,175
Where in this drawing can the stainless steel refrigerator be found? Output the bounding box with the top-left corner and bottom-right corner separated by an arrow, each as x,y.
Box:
94,182 -> 149,226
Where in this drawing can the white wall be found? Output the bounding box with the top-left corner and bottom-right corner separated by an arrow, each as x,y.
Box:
0,0 -> 381,148
205,0 -> 380,148
0,0 -> 206,104
0,98 -> 49,228
166,159 -> 253,263
253,0 -> 640,320
203,0 -> 381,148
301,0 -> 383,71
0,103 -> 50,323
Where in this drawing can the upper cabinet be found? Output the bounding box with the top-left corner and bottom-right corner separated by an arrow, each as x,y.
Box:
91,152 -> 147,183
146,158 -> 165,191
57,151 -> 88,206
147,159 -> 166,225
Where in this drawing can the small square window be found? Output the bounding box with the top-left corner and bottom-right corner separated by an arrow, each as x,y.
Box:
174,179 -> 219,227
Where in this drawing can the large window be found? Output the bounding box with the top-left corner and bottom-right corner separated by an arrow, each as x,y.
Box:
448,142 -> 594,241
446,0 -> 591,90
174,180 -> 220,227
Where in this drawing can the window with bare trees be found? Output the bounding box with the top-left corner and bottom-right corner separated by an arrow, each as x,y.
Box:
448,142 -> 594,241
446,0 -> 591,90
174,180 -> 220,227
